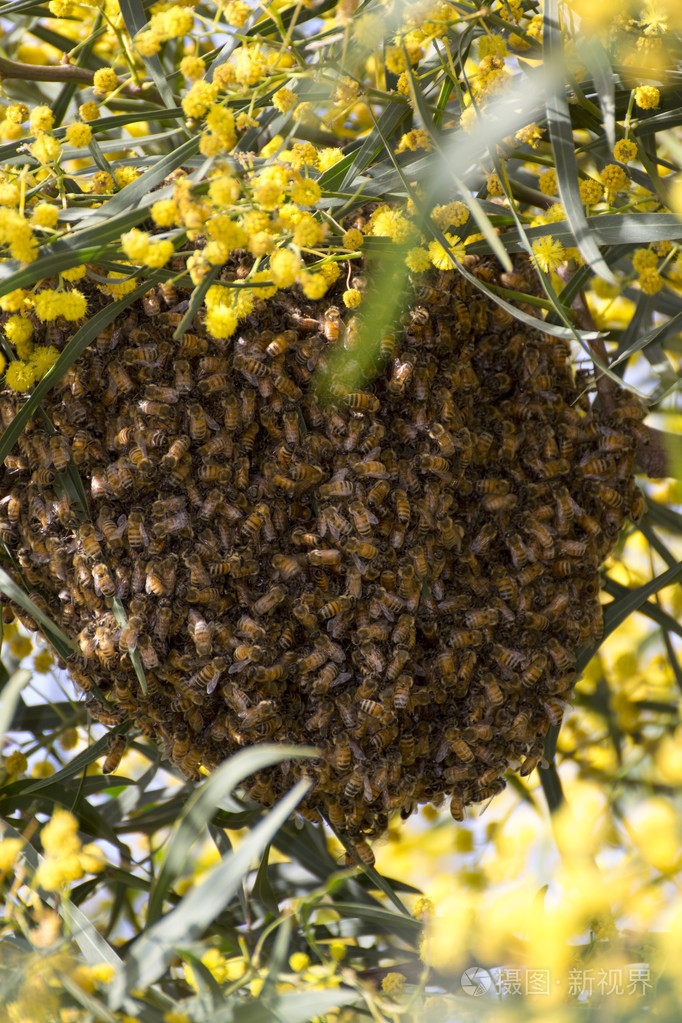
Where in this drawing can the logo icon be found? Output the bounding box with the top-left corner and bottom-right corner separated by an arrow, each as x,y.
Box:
461,966 -> 494,996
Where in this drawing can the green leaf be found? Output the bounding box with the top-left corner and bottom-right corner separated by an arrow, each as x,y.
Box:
543,2 -> 614,281
146,745 -> 315,926
0,667 -> 31,741
118,0 -> 179,110
577,38 -> 616,150
108,777 -> 311,1008
0,568 -> 77,656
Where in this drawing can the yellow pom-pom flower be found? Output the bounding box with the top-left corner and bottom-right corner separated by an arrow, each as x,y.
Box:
343,288 -> 362,308
65,122 -> 92,147
78,101 -> 100,121
5,360 -> 37,392
290,178 -> 322,207
5,751 -> 28,776
93,68 -> 119,96
613,138 -> 638,163
31,203 -> 59,229
634,85 -> 660,109
579,178 -> 603,205
29,105 -> 54,135
601,163 -> 630,200
5,315 -> 33,346
638,268 -> 664,294
538,168 -> 558,196
532,235 -> 566,272
405,246 -> 431,273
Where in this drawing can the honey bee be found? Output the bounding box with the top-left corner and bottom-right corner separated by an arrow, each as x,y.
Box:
102,734 -> 127,775
117,614 -> 143,653
108,362 -> 134,393
251,584 -> 286,616
161,435 -> 191,470
48,435 -> 71,473
307,548 -> 342,567
241,503 -> 268,541
322,306 -> 341,342
79,523 -> 102,560
187,404 -> 211,442
319,596 -> 353,620
318,479 -> 354,500
234,353 -> 269,379
352,460 -> 388,479
145,561 -> 166,596
92,563 -> 115,597
343,391 -> 380,412
297,647 -> 329,674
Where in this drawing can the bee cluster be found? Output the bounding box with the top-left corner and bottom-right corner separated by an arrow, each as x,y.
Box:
0,257 -> 644,862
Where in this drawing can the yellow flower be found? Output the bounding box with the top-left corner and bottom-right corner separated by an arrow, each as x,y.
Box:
182,81 -> 218,119
65,122 -> 92,147
114,167 -> 141,188
632,247 -> 657,272
579,177 -> 603,205
273,87 -> 297,113
30,345 -> 60,379
222,0 -> 250,26
0,837 -> 23,872
6,750 -> 28,776
395,129 -> 433,153
381,972 -> 406,998
411,896 -> 435,919
431,202 -> 469,229
638,268 -> 664,294
58,728 -> 79,751
79,843 -> 106,873
538,168 -> 558,196
515,122 -> 544,147
342,288 -> 362,308
41,809 -> 81,857
329,941 -> 346,961
634,85 -> 660,108
532,235 -> 566,271
0,120 -> 23,141
299,271 -> 328,299
0,182 -> 19,207
289,952 -> 310,972
61,265 -> 86,281
180,55 -> 205,81
613,138 -> 638,162
290,178 -> 322,206
269,249 -> 301,287
5,360 -> 37,392
78,101 -> 100,121
29,106 -> 54,135
5,315 -> 33,346
31,135 -> 60,164
151,199 -> 178,227
7,103 -> 29,124
405,246 -> 431,273
93,68 -> 119,96
428,234 -> 467,269
601,163 -> 631,200
293,215 -> 323,247
30,203 -> 58,229
208,175 -> 240,206
342,228 -> 363,249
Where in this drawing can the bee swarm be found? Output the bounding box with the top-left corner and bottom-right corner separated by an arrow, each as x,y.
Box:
0,257 -> 643,862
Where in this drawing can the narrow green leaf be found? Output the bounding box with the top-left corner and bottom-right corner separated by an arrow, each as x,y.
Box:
543,0 -> 614,282
109,778 -> 311,1008
109,596 -> 148,695
147,745 -> 315,926
118,0 -> 178,110
0,667 -> 31,741
601,559 -> 682,643
602,576 -> 682,638
577,38 -> 616,149
0,568 -> 77,655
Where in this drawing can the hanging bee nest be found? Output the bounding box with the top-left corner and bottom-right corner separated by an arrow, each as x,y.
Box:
0,255 -> 644,863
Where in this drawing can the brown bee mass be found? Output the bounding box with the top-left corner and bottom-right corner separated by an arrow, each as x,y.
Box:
0,257 -> 644,860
